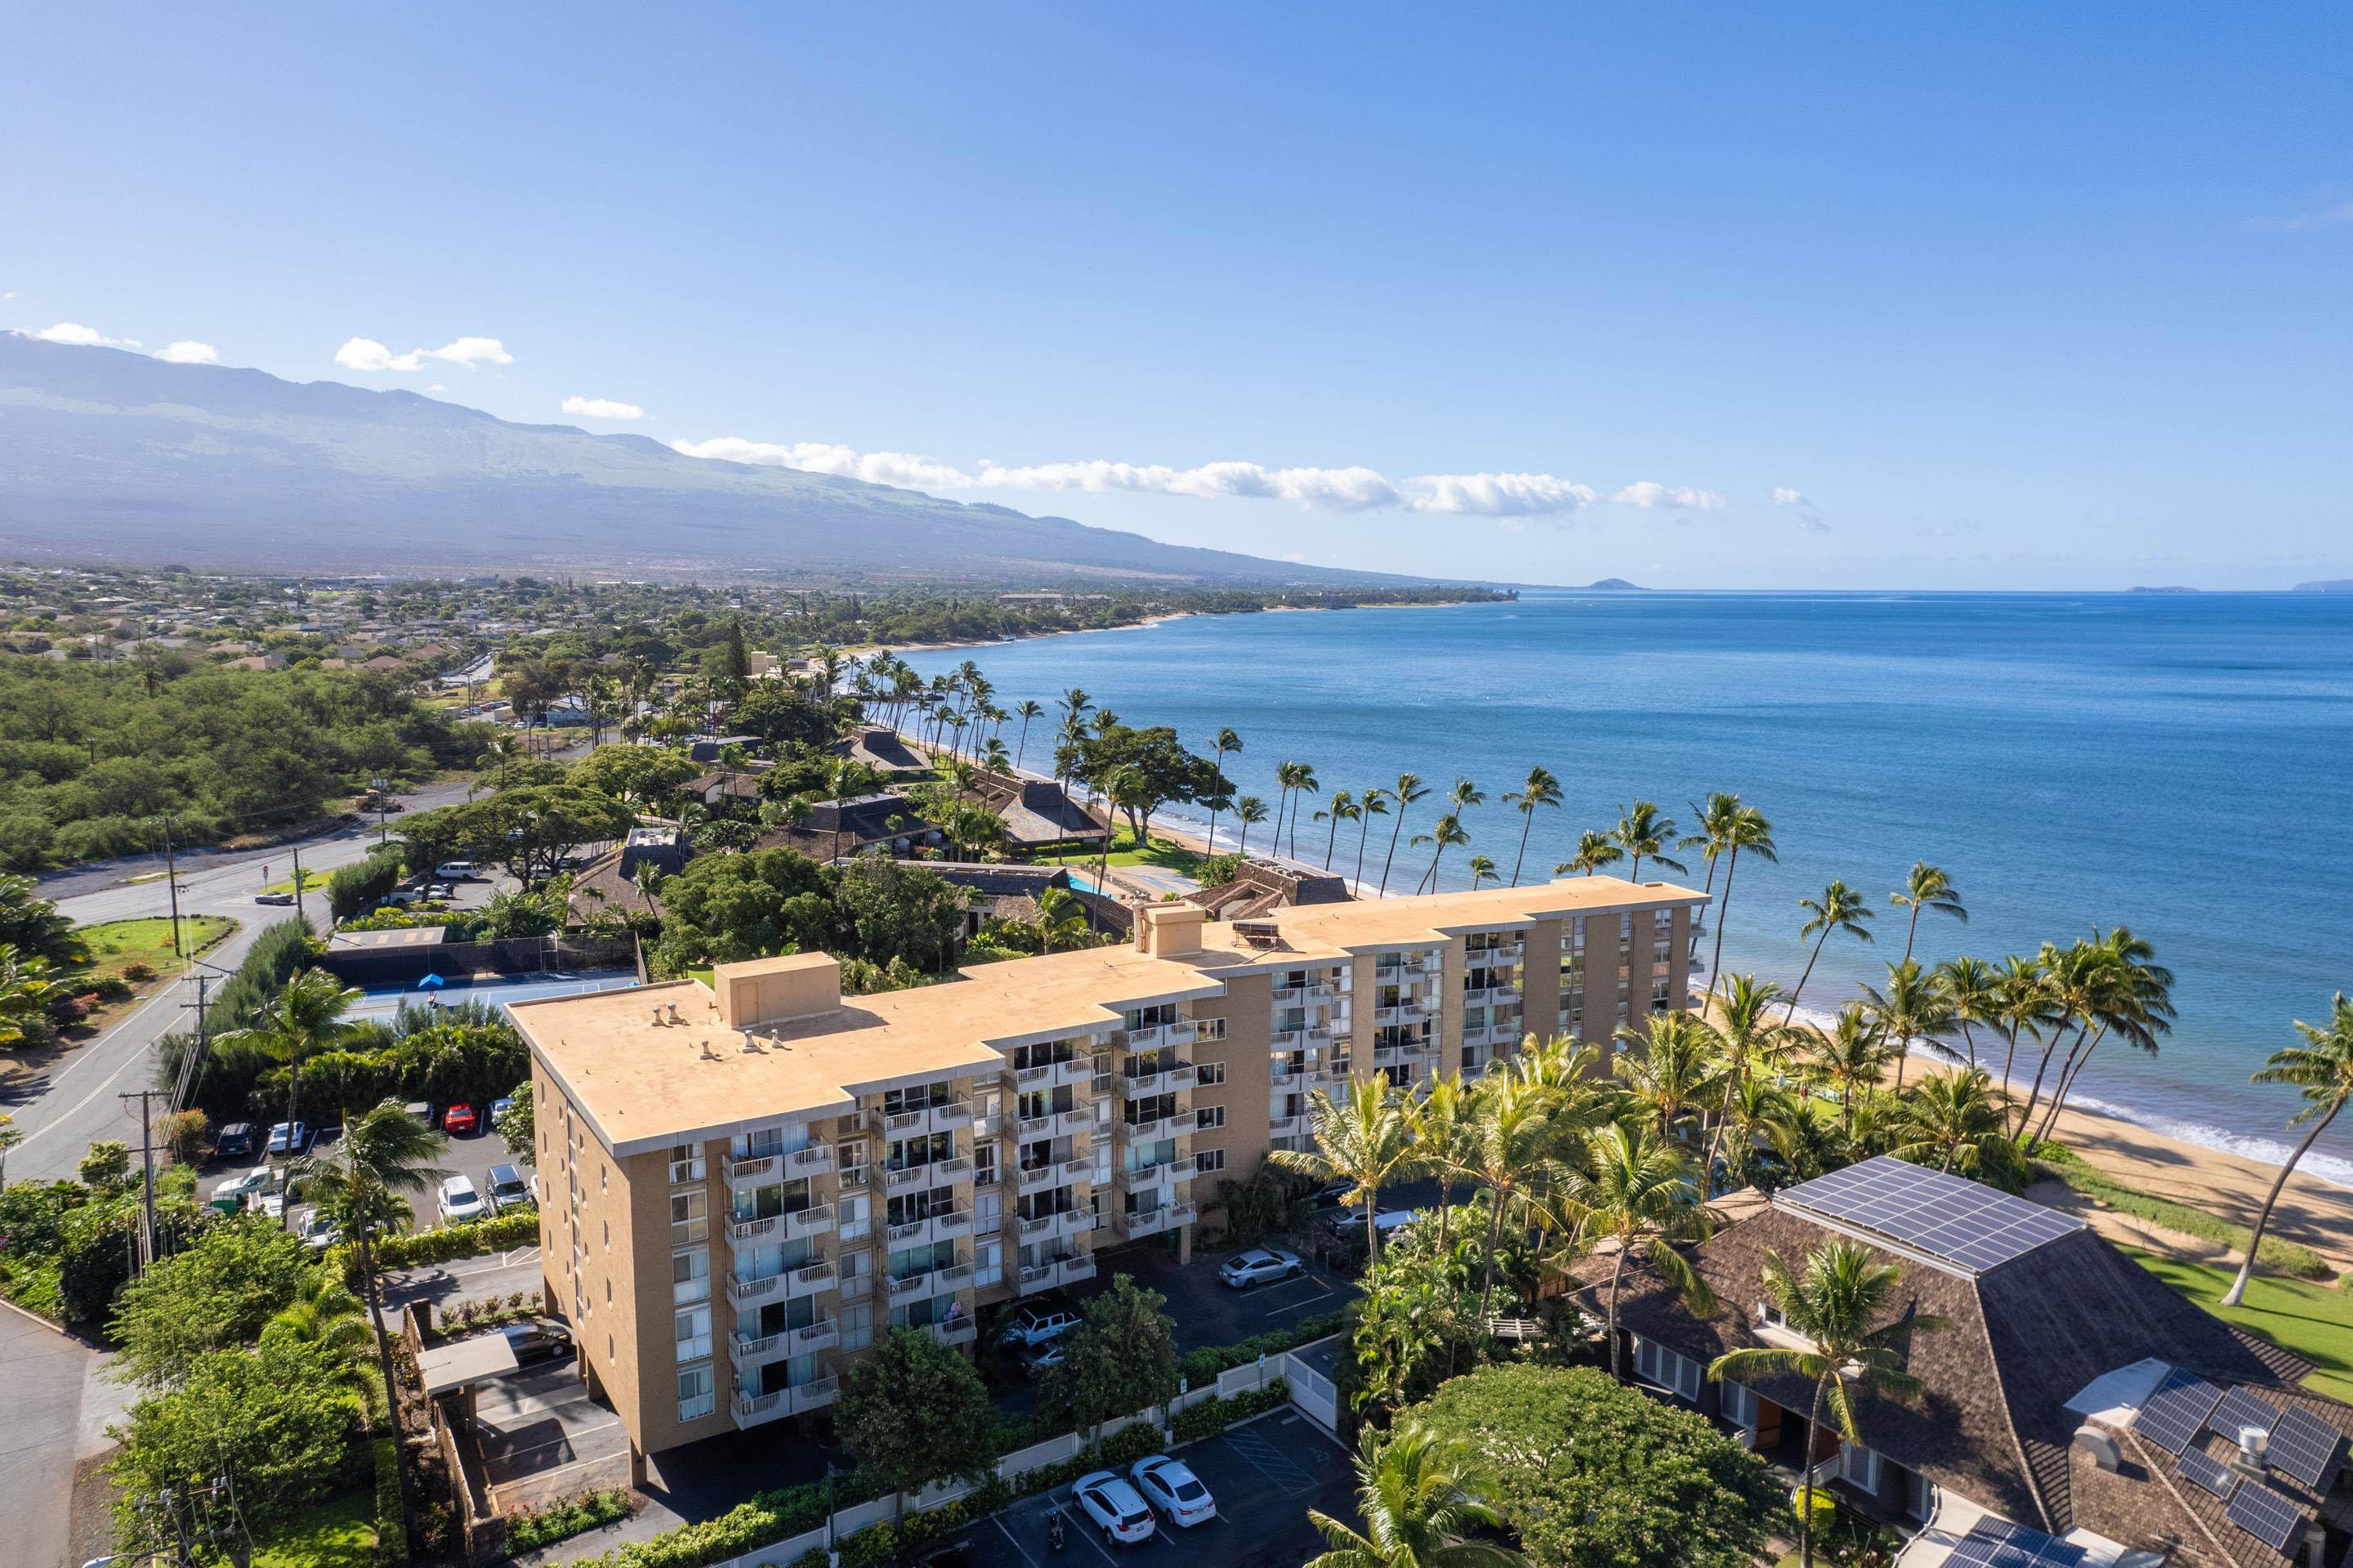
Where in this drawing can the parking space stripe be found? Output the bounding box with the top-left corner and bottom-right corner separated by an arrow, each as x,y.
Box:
989,1513 -> 1045,1568
1221,1423 -> 1317,1494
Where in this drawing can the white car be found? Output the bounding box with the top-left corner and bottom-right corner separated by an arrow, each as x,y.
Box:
297,1210 -> 340,1250
1328,1208 -> 1418,1244
437,1174 -> 488,1222
1219,1247 -> 1302,1290
1071,1470 -> 1156,1545
212,1168 -> 274,1204
434,860 -> 482,880
1129,1454 -> 1217,1527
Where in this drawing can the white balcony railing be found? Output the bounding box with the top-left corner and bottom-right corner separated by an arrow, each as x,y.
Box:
792,1318 -> 840,1354
726,1154 -> 780,1187
790,1376 -> 840,1415
729,1215 -> 778,1242
728,1271 -> 782,1305
730,1329 -> 787,1367
784,1259 -> 836,1299
784,1204 -> 835,1241
929,1318 -> 978,1347
788,1144 -> 834,1178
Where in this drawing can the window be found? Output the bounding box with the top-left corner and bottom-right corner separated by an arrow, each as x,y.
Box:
676,1364 -> 714,1423
672,1247 -> 710,1306
675,1305 -> 711,1365
1194,1148 -> 1226,1175
973,1141 -> 998,1186
668,1142 -> 704,1184
1631,1336 -> 1701,1401
974,1239 -> 1002,1289
1839,1443 -> 1880,1494
1721,1381 -> 1757,1429
669,1189 -> 707,1245
1194,1017 -> 1227,1043
1194,1059 -> 1226,1086
840,1300 -> 874,1352
1194,1106 -> 1225,1132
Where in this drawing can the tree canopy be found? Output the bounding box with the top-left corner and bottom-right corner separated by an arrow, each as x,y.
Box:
109,1217 -> 317,1387
835,1325 -> 998,1508
1404,1365 -> 1781,1568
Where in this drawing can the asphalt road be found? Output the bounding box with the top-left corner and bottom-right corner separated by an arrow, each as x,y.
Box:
4,783 -> 474,1186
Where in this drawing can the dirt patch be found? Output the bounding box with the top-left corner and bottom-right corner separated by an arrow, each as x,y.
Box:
2024,1177 -> 2236,1265
69,1449 -> 123,1568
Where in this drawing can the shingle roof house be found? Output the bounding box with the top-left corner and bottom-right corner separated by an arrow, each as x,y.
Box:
1569,1157 -> 2352,1567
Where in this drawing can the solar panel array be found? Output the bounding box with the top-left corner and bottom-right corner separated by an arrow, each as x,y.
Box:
2225,1481 -> 2309,1553
2265,1406 -> 2346,1493
2212,1387 -> 2286,1446
2135,1369 -> 2225,1455
1775,1157 -> 2086,1273
2175,1446 -> 2240,1501
1946,1517 -> 2088,1568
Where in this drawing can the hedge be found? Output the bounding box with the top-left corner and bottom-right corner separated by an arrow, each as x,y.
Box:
560,1474 -> 874,1568
2035,1152 -> 2333,1280
362,1207 -> 538,1271
370,1436 -> 405,1568
1172,1379 -> 1288,1444
1179,1310 -> 1346,1383
330,847 -> 409,922
506,1487 -> 632,1554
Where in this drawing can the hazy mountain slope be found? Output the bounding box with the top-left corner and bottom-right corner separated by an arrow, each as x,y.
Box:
0,337 -> 1422,585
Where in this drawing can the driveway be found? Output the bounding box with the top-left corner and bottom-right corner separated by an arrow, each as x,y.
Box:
473,1358 -> 633,1512
1077,1240 -> 1355,1355
959,1411 -> 1356,1568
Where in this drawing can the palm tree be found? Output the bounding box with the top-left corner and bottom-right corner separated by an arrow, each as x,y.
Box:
980,737 -> 1011,775
1355,789 -> 1390,888
1554,1123 -> 1716,1380
1378,774 -> 1430,896
1465,854 -> 1497,889
1034,886 -> 1091,953
1500,766 -> 1561,887
1408,813 -> 1470,895
1409,1071 -> 1476,1250
1895,1069 -> 2007,1173
1273,762 -> 1305,860
1315,790 -> 1359,870
1303,1424 -> 1524,1568
1706,1243 -> 1946,1568
2012,938 -> 2101,1140
1453,1072 -> 1561,1316
1861,958 -> 1955,1093
1890,862 -> 1967,964
266,1269 -> 376,1397
1805,1004 -> 1895,1131
1681,792 -> 1744,901
1011,699 -> 1045,772
1702,975 -> 1795,1185
289,1100 -> 449,1534
224,967 -> 361,1201
1703,805 -> 1775,992
1234,796 -> 1270,856
1612,1010 -> 1726,1146
1989,954 -> 2056,1132
1554,830 -> 1623,878
1934,956 -> 2000,1072
2033,927 -> 2174,1144
1206,727 -> 1242,851
1287,763 -> 1324,860
2221,994 -> 2353,1307
1784,881 -> 1874,1022
1270,1074 -> 1419,1266
1610,801 -> 1685,885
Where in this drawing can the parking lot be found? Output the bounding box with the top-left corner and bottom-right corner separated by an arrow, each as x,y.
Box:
955,1411 -> 1356,1568
1074,1238 -> 1359,1355
471,1356 -> 634,1512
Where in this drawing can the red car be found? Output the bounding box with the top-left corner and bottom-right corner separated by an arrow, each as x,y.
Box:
443,1104 -> 480,1136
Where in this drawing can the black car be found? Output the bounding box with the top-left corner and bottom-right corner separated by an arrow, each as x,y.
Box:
502,1316 -> 575,1365
215,1122 -> 259,1159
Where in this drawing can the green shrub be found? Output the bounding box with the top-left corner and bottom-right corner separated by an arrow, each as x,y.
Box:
837,1521 -> 897,1568
1096,1423 -> 1164,1467
559,1472 -> 876,1568
790,1552 -> 828,1568
507,1487 -> 632,1552
123,959 -> 159,983
1795,1485 -> 1837,1536
357,1208 -> 538,1271
1177,1311 -> 1345,1383
371,1436 -> 405,1567
330,847 -> 408,922
1171,1380 -> 1288,1443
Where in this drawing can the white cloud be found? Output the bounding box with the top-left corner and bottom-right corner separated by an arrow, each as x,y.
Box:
1771,486 -> 1805,506
1610,480 -> 1727,511
154,341 -> 217,364
2248,199 -> 2353,233
335,334 -> 514,373
562,395 -> 648,421
672,436 -> 1725,520
32,321 -> 141,348
1771,485 -> 1829,534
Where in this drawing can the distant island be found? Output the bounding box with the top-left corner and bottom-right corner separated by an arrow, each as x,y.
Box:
2293,579 -> 2353,593
1580,578 -> 1646,591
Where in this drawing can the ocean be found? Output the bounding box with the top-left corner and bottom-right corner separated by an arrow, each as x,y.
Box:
902,591 -> 2353,1185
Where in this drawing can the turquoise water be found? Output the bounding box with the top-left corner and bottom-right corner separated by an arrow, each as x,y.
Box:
905,591 -> 2353,1182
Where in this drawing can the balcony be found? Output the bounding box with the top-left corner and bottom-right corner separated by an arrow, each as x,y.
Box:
927,1318 -> 978,1347
1124,1021 -> 1196,1052
785,1204 -> 835,1242
784,1259 -> 836,1300
728,1270 -> 783,1305
725,1154 -> 780,1188
728,1215 -> 778,1243
1114,1203 -> 1195,1241
1122,1061 -> 1196,1098
876,1098 -> 974,1139
837,1164 -> 870,1192
1056,1155 -> 1095,1186
1122,1162 -> 1180,1195
1059,1253 -> 1098,1285
1372,1042 -> 1422,1065
885,1155 -> 967,1192
791,1376 -> 839,1415
729,1329 -> 790,1371
1018,1208 -> 1090,1243
788,1144 -> 834,1179
1373,1001 -> 1431,1027
1016,1253 -> 1096,1294
1270,1027 -> 1302,1049
1270,1061 -> 1303,1086
1121,1114 -> 1181,1144
737,1374 -> 841,1426
792,1318 -> 840,1355
1010,1057 -> 1092,1092
1272,981 -> 1336,1004
886,1260 -> 971,1303
886,1208 -> 971,1247
1270,1113 -> 1307,1138
1016,1160 -> 1063,1194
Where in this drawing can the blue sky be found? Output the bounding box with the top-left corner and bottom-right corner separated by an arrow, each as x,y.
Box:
5,4 -> 2347,588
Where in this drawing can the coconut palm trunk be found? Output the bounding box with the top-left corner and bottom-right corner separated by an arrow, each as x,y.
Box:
2220,1107 -> 2335,1305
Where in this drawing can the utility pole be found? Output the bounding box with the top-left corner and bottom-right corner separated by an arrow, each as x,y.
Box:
161,817 -> 184,957
119,1089 -> 162,1268
291,842 -> 306,927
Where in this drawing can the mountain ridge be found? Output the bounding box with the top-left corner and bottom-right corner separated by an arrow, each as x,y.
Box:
0,337 -> 1453,587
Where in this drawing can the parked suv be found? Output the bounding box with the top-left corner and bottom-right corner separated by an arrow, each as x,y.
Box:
1000,1302 -> 1082,1348
486,1164 -> 530,1210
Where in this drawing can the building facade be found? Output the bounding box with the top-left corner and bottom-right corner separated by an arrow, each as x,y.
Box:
514,874 -> 1705,1466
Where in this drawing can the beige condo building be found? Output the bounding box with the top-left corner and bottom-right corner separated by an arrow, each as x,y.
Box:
511,873 -> 1705,1467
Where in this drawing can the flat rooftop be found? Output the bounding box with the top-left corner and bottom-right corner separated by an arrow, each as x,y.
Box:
515,875 -> 1704,1155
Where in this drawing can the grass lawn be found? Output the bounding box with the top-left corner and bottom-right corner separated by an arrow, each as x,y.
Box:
257,868 -> 336,895
250,1489 -> 375,1568
2124,1248 -> 2353,1401
1038,828 -> 1208,874
74,915 -> 235,979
